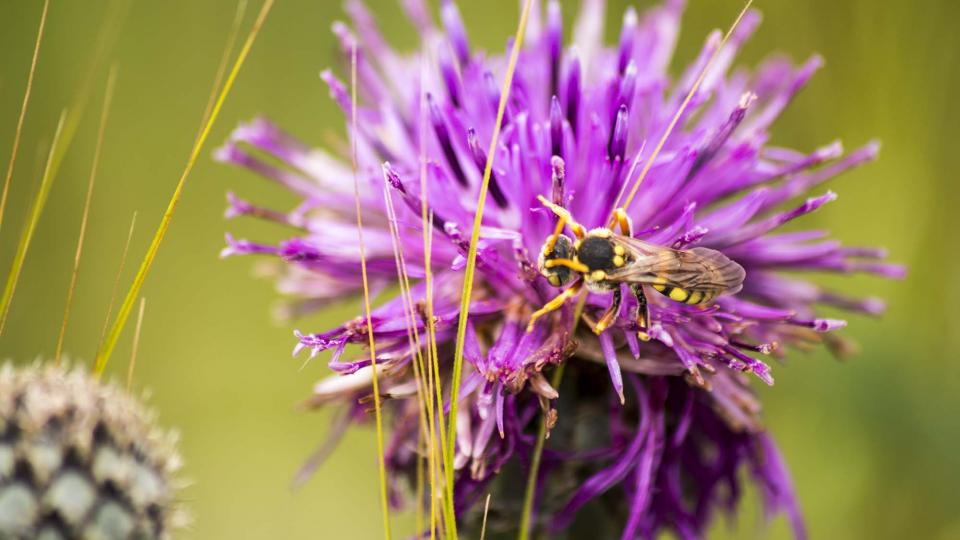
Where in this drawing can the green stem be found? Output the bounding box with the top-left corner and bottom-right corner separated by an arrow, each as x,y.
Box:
518,362 -> 566,540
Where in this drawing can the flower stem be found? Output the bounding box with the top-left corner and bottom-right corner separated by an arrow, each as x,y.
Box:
518,362 -> 564,540
518,293 -> 587,540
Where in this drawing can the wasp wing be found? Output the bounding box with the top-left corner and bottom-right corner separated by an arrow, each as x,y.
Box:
606,236 -> 745,297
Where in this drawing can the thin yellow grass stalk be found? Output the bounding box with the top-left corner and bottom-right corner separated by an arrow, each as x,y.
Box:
94,0 -> 275,375
348,43 -> 393,540
611,0 -> 755,219
480,493 -> 492,540
443,2 -> 536,536
55,67 -> 118,366
423,216 -> 448,538
415,426 -> 426,537
94,212 -> 138,361
419,48 -> 451,539
127,296 -> 146,391
0,110 -> 67,336
194,0 -> 249,145
382,182 -> 442,538
0,0 -> 49,234
49,1 -> 129,188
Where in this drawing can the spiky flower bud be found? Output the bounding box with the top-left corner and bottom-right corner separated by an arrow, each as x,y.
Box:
0,363 -> 184,539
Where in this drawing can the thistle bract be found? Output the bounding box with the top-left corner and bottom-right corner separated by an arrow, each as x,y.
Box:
218,0 -> 902,537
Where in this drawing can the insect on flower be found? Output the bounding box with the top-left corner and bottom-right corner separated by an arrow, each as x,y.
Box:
530,195 -> 746,338
217,0 -> 907,536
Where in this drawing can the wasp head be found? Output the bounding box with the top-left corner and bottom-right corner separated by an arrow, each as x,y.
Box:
537,234 -> 577,287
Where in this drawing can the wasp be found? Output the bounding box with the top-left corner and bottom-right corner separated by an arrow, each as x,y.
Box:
527,195 -> 746,338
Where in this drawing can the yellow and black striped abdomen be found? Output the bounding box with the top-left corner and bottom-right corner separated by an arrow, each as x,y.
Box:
652,281 -> 712,305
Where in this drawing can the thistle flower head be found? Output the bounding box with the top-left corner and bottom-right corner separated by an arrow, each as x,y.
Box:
0,363 -> 184,539
218,0 -> 902,536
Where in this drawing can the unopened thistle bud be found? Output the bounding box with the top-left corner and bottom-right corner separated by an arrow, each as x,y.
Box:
0,363 -> 184,539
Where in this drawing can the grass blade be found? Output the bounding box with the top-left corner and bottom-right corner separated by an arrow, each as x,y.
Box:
194,0 -> 249,145
0,110 -> 66,337
0,0 -> 50,234
418,46 -> 450,538
55,67 -> 118,366
480,493 -> 492,540
347,39 -> 392,539
443,2 -> 535,536
126,296 -> 146,391
93,0 -> 275,375
94,211 -> 138,363
611,0 -> 754,219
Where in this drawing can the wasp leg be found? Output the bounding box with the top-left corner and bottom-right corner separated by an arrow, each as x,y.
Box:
546,215 -> 569,254
544,257 -> 590,274
537,195 -> 586,251
631,284 -> 651,341
593,287 -> 623,334
611,207 -> 633,236
526,280 -> 583,332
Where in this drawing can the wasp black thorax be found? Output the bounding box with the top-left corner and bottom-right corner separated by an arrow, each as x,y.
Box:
576,229 -> 630,292
577,235 -> 618,271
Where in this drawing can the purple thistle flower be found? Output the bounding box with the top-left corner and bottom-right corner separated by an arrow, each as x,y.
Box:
217,0 -> 903,537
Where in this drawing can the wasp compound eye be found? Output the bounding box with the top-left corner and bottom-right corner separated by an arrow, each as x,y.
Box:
537,234 -> 576,287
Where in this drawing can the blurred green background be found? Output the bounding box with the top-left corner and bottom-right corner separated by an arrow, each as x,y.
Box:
0,0 -> 956,538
